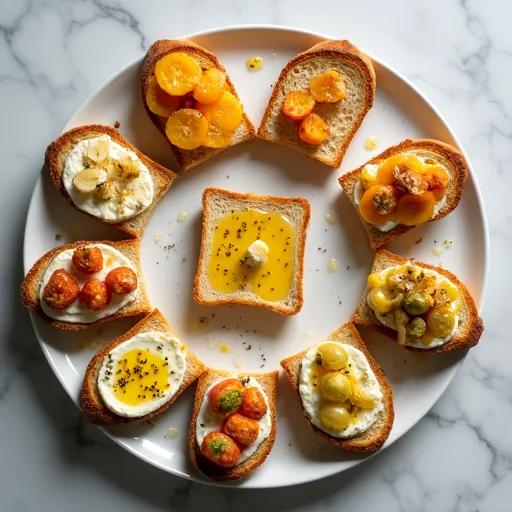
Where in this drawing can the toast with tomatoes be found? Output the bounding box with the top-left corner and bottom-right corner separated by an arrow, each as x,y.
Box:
140,39 -> 255,171
45,125 -> 177,239
352,249 -> 484,354
20,239 -> 151,331
280,321 -> 394,452
81,309 -> 206,425
188,368 -> 278,481
258,40 -> 376,168
338,139 -> 468,249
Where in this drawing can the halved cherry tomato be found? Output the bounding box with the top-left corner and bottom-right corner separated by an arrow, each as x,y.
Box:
43,269 -> 80,310
208,378 -> 244,415
222,413 -> 260,446
298,113 -> 330,145
201,432 -> 240,467
282,91 -> 316,121
395,191 -> 436,226
80,279 -> 110,311
145,75 -> 182,117
239,387 -> 267,420
310,70 -> 346,103
72,246 -> 103,274
105,267 -> 138,295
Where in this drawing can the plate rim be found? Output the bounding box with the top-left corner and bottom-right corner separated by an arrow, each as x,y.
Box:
22,24 -> 489,488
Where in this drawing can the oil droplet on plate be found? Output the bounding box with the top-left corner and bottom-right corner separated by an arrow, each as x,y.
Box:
247,56 -> 264,71
220,343 -> 230,354
177,211 -> 187,222
305,330 -> 312,338
325,213 -> 336,225
234,357 -> 244,368
165,428 -> 179,439
328,258 -> 338,272
364,137 -> 378,150
433,247 -> 443,256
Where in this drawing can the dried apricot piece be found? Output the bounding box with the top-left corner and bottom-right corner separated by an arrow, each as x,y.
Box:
165,109 -> 208,150
359,185 -> 398,225
155,53 -> 202,96
310,70 -> 346,103
203,123 -> 234,148
376,154 -> 423,185
146,75 -> 182,117
193,68 -> 226,104
282,91 -> 316,121
395,191 -> 436,226
196,91 -> 243,131
298,113 -> 330,145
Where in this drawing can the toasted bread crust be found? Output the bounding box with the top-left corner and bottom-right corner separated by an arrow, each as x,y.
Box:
338,139 -> 469,249
188,368 -> 278,481
140,39 -> 256,171
193,187 -> 311,315
45,124 -> 177,239
80,309 -> 206,425
258,39 -> 376,168
352,249 -> 484,354
280,321 -> 394,452
20,239 -> 151,331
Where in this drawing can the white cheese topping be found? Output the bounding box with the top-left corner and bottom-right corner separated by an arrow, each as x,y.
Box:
62,135 -> 154,222
246,240 -> 269,267
354,154 -> 450,232
195,375 -> 272,464
371,265 -> 460,349
39,243 -> 138,323
300,343 -> 383,438
97,331 -> 186,418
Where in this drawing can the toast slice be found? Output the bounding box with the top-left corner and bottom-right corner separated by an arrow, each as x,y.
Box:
258,40 -> 376,168
21,239 -> 151,331
280,321 -> 394,452
140,39 -> 256,171
193,187 -> 311,315
81,309 -> 206,425
353,249 -> 484,354
338,139 -> 468,249
188,368 -> 278,481
45,125 -> 177,239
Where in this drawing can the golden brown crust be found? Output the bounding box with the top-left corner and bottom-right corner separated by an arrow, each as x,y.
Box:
338,138 -> 469,249
188,368 -> 278,481
258,39 -> 376,168
20,239 -> 151,331
80,309 -> 206,425
44,124 -> 177,239
192,187 -> 311,316
352,249 -> 484,354
140,39 -> 256,171
280,321 -> 394,452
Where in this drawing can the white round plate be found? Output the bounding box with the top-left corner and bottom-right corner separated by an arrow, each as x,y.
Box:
23,26 -> 488,488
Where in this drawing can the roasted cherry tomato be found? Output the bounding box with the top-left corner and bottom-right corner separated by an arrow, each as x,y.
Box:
282,90 -> 316,121
298,113 -> 330,145
72,246 -> 103,274
80,279 -> 110,311
208,378 -> 244,415
238,387 -> 267,420
201,431 -> 240,467
222,413 -> 260,446
43,269 -> 80,310
104,267 -> 138,295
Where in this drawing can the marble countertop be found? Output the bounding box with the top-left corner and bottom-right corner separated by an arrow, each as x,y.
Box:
1,0 -> 510,510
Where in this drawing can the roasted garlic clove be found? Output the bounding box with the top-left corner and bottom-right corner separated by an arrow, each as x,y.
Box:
73,168 -> 107,193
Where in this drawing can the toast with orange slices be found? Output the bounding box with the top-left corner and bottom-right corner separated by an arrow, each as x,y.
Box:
141,39 -> 255,171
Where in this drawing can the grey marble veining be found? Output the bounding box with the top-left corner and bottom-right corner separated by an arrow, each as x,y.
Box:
1,0 -> 510,510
